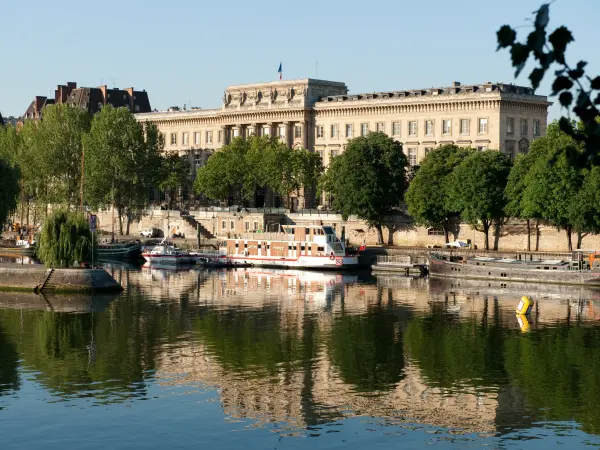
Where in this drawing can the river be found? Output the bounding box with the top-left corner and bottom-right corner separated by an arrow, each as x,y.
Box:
1,262 -> 600,448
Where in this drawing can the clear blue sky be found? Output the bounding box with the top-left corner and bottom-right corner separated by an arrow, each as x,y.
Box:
1,0 -> 597,119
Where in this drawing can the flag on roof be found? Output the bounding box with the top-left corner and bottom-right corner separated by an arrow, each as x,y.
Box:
278,62 -> 282,80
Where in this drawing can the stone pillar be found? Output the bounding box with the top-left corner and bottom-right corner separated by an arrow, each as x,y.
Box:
281,121 -> 292,147
232,124 -> 241,140
300,121 -> 308,149
220,125 -> 228,145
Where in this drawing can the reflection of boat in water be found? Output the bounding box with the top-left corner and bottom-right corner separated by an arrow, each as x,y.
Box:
0,292 -> 118,313
0,240 -> 36,257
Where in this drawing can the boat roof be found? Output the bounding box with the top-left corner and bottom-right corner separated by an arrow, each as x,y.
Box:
470,256 -> 567,265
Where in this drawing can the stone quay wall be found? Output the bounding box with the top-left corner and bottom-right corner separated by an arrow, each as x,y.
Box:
91,207 -> 599,253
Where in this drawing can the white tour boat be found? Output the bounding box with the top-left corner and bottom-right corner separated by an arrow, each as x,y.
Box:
208,224 -> 360,269
141,238 -> 194,265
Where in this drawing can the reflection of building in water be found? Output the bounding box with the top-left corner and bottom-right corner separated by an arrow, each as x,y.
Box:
156,341 -> 498,434
377,275 -> 600,327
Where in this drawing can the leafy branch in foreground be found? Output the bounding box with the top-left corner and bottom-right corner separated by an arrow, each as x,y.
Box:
497,3 -> 600,165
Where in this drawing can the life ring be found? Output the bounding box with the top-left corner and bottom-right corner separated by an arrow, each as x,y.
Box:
329,253 -> 335,260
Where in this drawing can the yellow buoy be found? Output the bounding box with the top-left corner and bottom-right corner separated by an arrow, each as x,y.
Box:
516,313 -> 530,332
516,295 -> 533,315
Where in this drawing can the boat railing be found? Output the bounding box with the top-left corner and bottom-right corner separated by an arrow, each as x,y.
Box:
376,255 -> 412,265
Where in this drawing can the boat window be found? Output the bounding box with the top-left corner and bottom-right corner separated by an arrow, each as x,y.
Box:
267,245 -> 270,249
318,246 -> 324,252
331,243 -> 343,252
301,245 -> 305,251
288,245 -> 292,250
323,226 -> 335,235
258,244 -> 261,249
305,228 -> 310,234
544,267 -> 549,270
244,243 -> 248,248
235,243 -> 239,248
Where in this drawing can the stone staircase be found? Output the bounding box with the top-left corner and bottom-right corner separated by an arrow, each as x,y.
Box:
181,214 -> 215,239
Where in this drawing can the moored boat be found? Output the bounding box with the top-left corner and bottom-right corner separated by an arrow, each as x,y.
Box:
201,224 -> 359,269
428,252 -> 600,287
96,242 -> 142,260
141,238 -> 194,265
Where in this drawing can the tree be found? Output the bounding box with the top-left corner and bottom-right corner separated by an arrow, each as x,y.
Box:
158,151 -> 191,210
194,137 -> 253,204
84,108 -> 163,235
497,3 -> 600,166
37,209 -> 92,267
570,166 -> 600,238
319,132 -> 408,244
447,151 -> 512,250
504,145 -> 548,251
405,144 -> 471,243
521,123 -> 584,251
0,157 -> 20,231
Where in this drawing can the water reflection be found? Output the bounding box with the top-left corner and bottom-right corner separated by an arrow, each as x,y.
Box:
0,265 -> 599,444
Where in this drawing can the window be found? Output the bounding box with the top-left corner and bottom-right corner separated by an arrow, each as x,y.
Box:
477,146 -> 487,151
264,126 -> 271,136
533,120 -> 540,137
233,128 -> 240,138
206,131 -> 213,144
507,117 -> 514,135
425,147 -> 433,156
245,222 -> 250,231
408,148 -> 417,166
408,121 -> 417,136
182,132 -> 189,145
317,150 -> 323,160
505,141 -> 516,159
346,124 -> 353,138
253,221 -> 258,231
294,125 -> 302,138
460,119 -> 469,135
425,120 -> 433,136
331,149 -> 338,159
278,126 -> 285,138
317,126 -> 324,138
218,130 -> 223,143
230,221 -> 234,230
248,127 -> 255,136
194,152 -> 202,166
442,119 -> 451,135
428,228 -> 445,236
170,133 -> 177,145
519,139 -> 529,154
376,122 -> 385,133
478,118 -> 488,134
392,122 -> 401,136
194,132 -> 201,145
221,220 -> 226,230
361,123 -> 369,136
520,119 -> 528,136
135,105 -> 140,112
331,124 -> 338,138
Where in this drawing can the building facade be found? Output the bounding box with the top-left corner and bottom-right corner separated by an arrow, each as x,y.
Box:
135,78 -> 550,207
22,81 -> 152,121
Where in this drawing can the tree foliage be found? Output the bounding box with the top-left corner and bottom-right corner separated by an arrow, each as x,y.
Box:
405,145 -> 471,242
319,132 -> 408,244
0,157 -> 20,231
194,136 -> 323,205
497,3 -> 600,165
159,152 -> 191,210
520,122 -> 584,250
84,108 -> 163,234
447,151 -> 512,250
38,209 -> 92,267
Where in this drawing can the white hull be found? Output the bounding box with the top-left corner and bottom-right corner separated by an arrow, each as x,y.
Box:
222,254 -> 358,269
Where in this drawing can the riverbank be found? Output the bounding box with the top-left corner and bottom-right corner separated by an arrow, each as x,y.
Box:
0,264 -> 123,293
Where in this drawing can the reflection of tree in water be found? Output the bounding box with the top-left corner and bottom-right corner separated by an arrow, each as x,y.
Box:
0,323 -> 19,396
328,306 -> 406,393
192,307 -> 308,378
0,291 -> 189,402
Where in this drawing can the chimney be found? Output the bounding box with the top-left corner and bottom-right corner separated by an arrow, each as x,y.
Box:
451,81 -> 461,87
54,89 -> 60,102
67,82 -> 77,89
99,85 -> 107,104
34,96 -> 47,113
125,87 -> 134,110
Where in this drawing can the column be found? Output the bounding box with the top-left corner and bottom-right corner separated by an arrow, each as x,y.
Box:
232,124 -> 241,140
220,125 -> 228,145
281,121 -> 292,147
300,121 -> 308,149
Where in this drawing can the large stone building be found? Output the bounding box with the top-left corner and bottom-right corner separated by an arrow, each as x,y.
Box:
22,81 -> 152,121
135,78 -> 549,208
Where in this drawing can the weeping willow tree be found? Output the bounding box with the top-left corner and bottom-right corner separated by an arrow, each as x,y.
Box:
38,210 -> 92,268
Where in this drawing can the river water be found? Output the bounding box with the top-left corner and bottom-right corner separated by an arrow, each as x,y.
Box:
1,263 -> 600,449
